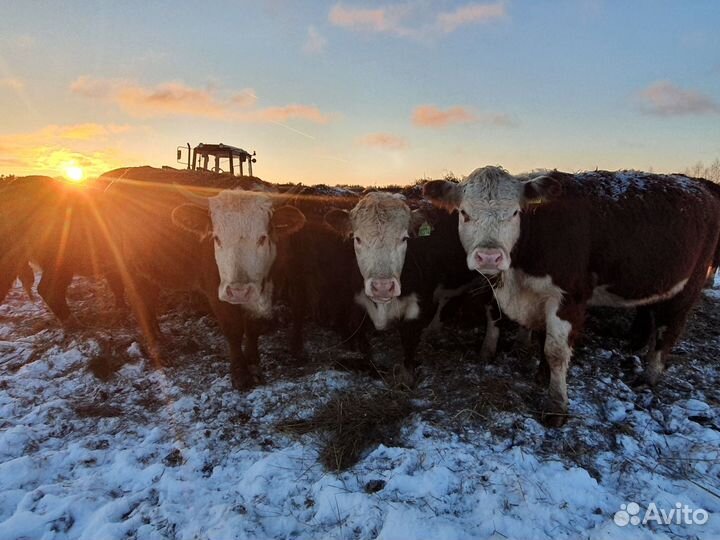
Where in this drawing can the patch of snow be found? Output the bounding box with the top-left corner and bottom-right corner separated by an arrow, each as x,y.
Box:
0,278 -> 718,539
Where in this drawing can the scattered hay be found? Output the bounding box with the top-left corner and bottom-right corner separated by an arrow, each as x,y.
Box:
279,387 -> 413,472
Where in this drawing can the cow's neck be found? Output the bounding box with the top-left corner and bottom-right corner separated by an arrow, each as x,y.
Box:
493,268 -> 565,331
354,292 -> 421,330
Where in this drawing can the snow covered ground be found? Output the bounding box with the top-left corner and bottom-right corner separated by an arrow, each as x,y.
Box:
0,275 -> 719,540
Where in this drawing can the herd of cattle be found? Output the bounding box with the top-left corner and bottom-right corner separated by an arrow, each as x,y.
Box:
1,165 -> 719,427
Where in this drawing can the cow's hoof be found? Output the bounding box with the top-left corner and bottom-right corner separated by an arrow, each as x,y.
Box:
231,364 -> 263,390
144,343 -> 173,368
479,348 -> 496,364
231,371 -> 257,390
541,399 -> 568,427
631,371 -> 660,389
61,315 -> 82,332
290,347 -> 309,364
392,364 -> 415,389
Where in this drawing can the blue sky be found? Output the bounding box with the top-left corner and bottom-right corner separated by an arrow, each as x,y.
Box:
0,0 -> 719,184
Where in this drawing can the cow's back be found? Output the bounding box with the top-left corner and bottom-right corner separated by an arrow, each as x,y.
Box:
0,175 -> 113,275
278,186 -> 361,325
102,170 -> 217,290
514,171 -> 720,301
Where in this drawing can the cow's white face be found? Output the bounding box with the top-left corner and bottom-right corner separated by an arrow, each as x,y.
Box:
172,188 -> 305,318
325,192 -> 423,304
209,191 -> 277,316
424,167 -> 558,275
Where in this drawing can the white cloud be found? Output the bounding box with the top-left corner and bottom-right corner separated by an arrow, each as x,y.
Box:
303,26 -> 327,54
638,81 -> 719,117
71,77 -> 331,123
329,2 -> 506,39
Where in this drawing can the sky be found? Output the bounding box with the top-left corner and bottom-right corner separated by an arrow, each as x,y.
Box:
0,0 -> 719,185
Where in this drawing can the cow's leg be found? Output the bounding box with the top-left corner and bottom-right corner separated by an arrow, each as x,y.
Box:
397,320 -> 424,386
513,326 -> 536,373
105,270 -> 127,309
637,293 -> 697,387
125,278 -> 165,365
244,316 -> 261,367
541,300 -> 583,427
479,304 -> 500,362
19,264 -> 35,299
206,297 -> 256,390
0,270 -> 14,305
534,330 -> 550,385
628,306 -> 654,353
289,301 -> 307,361
705,263 -> 718,289
37,268 -> 74,324
345,307 -> 372,357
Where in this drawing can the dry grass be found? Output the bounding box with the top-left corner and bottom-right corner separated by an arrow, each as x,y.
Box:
279,387 -> 413,472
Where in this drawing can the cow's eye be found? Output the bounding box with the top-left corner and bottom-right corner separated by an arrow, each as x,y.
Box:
402,236 -> 409,242
460,209 -> 471,222
213,235 -> 221,247
258,235 -> 267,247
512,210 -> 519,217
354,236 -> 362,245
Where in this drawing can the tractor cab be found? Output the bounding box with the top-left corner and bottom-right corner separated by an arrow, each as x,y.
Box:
177,142 -> 257,176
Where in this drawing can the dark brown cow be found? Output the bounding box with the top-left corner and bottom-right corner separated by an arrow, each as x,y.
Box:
102,168 -> 305,388
273,185 -> 493,384
628,175 -> 720,351
273,185 -> 364,360
323,190 -> 492,382
0,175 -> 124,320
425,167 -> 720,426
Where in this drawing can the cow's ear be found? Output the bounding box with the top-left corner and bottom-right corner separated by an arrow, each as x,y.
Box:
324,208 -> 352,237
423,180 -> 461,212
171,204 -> 211,239
523,175 -> 562,206
409,209 -> 427,237
271,205 -> 306,236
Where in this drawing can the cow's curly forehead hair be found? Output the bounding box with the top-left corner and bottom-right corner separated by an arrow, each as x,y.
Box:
462,166 -> 523,204
350,192 -> 411,233
209,189 -> 273,236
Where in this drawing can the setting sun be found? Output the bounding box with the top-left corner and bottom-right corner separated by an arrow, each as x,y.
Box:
64,165 -> 85,183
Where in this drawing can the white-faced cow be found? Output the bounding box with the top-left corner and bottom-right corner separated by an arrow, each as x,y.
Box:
425,166 -> 720,426
325,191 -> 494,382
105,174 -> 305,388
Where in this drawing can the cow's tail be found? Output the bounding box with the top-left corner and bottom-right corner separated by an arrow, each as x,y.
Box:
702,180 -> 720,288
707,231 -> 720,288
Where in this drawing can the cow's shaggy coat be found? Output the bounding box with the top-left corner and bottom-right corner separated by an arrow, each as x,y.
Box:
425,167 -> 720,425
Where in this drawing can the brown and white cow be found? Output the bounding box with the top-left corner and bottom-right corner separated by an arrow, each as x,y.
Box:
105,176 -> 305,388
325,191 -> 494,381
326,193 -> 425,321
425,166 -> 720,426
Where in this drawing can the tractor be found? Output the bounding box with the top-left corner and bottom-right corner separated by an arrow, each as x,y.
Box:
177,142 -> 257,177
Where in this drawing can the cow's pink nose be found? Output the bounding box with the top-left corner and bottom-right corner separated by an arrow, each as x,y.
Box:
226,284 -> 255,303
370,278 -> 399,298
474,249 -> 505,269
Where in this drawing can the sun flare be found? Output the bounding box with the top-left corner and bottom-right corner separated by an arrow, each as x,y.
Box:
64,165 -> 85,183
